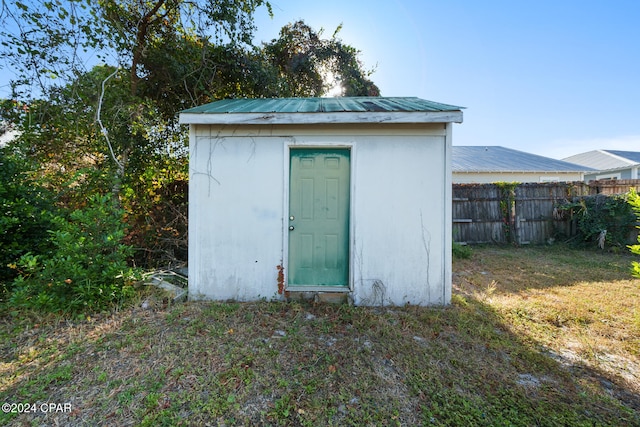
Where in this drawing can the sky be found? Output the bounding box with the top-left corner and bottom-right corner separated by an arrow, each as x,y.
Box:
252,0 -> 640,160
2,1 -> 638,160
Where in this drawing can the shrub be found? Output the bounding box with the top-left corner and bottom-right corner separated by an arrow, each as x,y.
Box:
628,189 -> 640,278
8,194 -> 141,313
453,242 -> 472,259
0,147 -> 56,289
558,193 -> 636,248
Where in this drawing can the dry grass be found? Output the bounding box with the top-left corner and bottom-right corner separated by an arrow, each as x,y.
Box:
1,244 -> 639,426
454,245 -> 640,386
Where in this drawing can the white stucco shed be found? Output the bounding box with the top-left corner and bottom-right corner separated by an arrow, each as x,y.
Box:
179,97 -> 463,306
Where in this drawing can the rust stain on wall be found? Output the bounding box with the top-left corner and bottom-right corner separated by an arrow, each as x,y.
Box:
276,263 -> 285,294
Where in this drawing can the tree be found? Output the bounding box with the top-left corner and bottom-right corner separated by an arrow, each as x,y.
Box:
99,0 -> 275,99
262,21 -> 379,97
0,1 -> 380,315
1,0 -> 273,183
0,0 -> 272,97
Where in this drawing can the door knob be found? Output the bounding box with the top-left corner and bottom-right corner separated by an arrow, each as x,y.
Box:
289,226 -> 295,231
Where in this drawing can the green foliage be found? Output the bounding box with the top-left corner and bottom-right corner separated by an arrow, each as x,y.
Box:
0,0 -> 109,97
8,194 -> 141,313
0,147 -> 56,288
495,182 -> 519,243
0,0 -> 271,98
627,189 -> 640,278
122,158 -> 189,268
262,21 -> 380,97
452,242 -> 472,259
558,193 -> 636,248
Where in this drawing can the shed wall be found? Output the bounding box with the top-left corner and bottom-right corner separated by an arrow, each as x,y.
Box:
189,123 -> 451,305
351,135 -> 449,305
189,128 -> 285,300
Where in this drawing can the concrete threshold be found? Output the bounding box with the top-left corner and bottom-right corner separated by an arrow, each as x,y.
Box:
286,291 -> 351,305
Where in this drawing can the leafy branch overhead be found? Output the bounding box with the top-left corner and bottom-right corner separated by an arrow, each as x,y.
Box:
1,0 -> 270,96
1,1 -> 377,103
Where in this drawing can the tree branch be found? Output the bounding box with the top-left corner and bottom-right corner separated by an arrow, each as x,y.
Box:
131,0 -> 168,95
96,67 -> 124,176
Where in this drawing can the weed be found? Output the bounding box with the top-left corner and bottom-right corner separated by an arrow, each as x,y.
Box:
270,394 -> 294,423
453,241 -> 473,259
95,372 -> 108,384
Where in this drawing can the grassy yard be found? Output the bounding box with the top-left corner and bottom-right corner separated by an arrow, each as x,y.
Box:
1,245 -> 639,426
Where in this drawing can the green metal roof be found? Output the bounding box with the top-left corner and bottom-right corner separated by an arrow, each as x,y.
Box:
182,97 -> 463,114
179,97 -> 464,125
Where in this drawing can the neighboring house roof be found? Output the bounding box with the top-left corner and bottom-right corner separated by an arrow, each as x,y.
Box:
452,146 -> 595,173
563,150 -> 640,170
179,97 -> 464,125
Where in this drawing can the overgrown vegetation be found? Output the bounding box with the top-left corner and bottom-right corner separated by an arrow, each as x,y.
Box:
557,193 -> 636,248
1,246 -> 638,426
628,189 -> 640,278
0,147 -> 56,288
7,194 -> 141,314
496,181 -> 519,243
0,1 -> 379,313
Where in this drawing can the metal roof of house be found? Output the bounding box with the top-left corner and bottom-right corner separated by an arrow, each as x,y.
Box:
563,150 -> 640,170
179,97 -> 464,125
453,146 -> 595,172
607,150 -> 640,163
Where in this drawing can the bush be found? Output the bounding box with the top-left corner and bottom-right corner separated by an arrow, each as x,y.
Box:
8,194 -> 141,313
0,147 -> 56,289
628,190 -> 640,278
453,242 -> 473,259
558,194 -> 636,248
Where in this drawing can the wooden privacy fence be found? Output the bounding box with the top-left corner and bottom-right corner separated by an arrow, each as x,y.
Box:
453,180 -> 640,245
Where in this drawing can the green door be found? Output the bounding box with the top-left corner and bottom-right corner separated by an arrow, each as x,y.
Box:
288,148 -> 350,287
